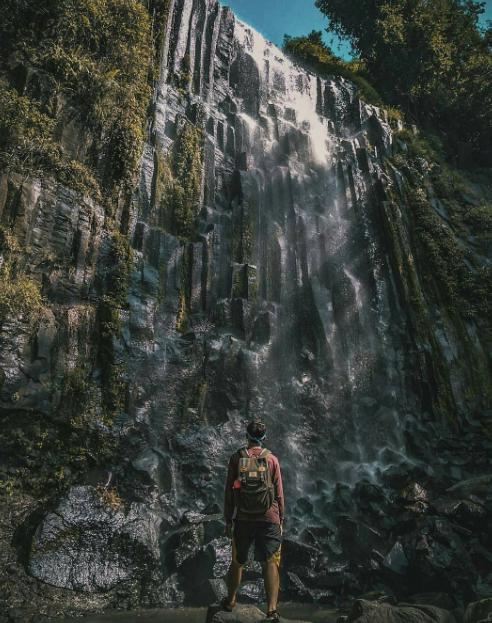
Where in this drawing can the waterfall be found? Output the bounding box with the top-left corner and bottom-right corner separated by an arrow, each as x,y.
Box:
130,0 -> 413,528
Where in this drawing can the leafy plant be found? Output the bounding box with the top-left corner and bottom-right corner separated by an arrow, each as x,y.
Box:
316,0 -> 492,165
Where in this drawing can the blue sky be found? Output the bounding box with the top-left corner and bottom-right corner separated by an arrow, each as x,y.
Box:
223,0 -> 492,60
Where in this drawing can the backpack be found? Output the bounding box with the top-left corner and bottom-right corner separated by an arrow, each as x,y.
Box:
235,447 -> 275,515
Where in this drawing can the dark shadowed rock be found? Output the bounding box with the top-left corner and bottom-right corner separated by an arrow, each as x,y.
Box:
464,599 -> 492,623
348,600 -> 455,623
187,578 -> 227,607
281,539 -> 322,571
382,541 -> 409,575
338,517 -> 388,562
206,604 -> 311,623
446,477 -> 492,501
406,594 -> 456,611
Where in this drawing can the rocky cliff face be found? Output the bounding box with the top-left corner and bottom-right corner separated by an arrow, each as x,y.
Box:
1,0 -> 491,619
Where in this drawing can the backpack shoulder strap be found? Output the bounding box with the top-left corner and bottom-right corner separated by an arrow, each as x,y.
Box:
259,448 -> 270,458
239,447 -> 250,458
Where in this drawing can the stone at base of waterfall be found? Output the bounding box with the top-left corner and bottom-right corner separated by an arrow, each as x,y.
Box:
348,600 -> 456,623
206,604 -> 312,623
464,599 -> 492,623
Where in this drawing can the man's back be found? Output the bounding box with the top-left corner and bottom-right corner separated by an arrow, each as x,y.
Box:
224,446 -> 284,525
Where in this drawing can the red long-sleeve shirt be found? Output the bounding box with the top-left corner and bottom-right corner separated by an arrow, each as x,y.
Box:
224,446 -> 284,524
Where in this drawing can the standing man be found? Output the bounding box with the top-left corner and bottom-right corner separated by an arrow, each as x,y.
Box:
222,420 -> 285,622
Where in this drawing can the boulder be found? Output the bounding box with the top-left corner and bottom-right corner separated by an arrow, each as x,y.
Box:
382,541 -> 409,576
338,517 -> 388,562
281,539 -> 322,571
348,599 -> 455,623
163,522 -> 205,571
446,476 -> 492,501
406,594 -> 456,611
464,599 -> 492,623
187,578 -> 227,607
206,604 -> 311,623
400,517 -> 477,599
28,486 -> 161,593
432,498 -> 487,530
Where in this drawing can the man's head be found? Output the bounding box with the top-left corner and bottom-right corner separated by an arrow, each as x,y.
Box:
246,419 -> 267,446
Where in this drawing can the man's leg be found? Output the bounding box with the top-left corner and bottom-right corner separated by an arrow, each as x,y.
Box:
225,557 -> 243,606
262,557 -> 280,613
224,524 -> 249,607
257,523 -> 282,615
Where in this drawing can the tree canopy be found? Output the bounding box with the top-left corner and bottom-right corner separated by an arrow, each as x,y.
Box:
315,0 -> 492,165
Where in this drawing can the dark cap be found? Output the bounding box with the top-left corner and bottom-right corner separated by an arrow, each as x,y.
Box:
246,419 -> 266,442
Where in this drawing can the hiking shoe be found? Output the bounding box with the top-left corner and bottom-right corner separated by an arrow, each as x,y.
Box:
220,597 -> 236,612
265,610 -> 280,622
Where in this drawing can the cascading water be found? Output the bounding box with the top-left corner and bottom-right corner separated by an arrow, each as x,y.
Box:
132,0 -> 415,528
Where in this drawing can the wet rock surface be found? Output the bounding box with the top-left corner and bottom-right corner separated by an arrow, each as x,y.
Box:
28,486 -> 162,593
206,605 -> 310,623
346,600 -> 456,623
1,0 -> 491,620
464,599 -> 492,623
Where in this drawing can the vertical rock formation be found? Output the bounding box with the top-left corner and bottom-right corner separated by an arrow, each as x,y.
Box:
1,0 -> 491,616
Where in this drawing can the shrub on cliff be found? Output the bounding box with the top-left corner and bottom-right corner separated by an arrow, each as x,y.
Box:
283,30 -> 382,105
316,0 -> 492,165
0,227 -> 43,324
0,0 -> 169,196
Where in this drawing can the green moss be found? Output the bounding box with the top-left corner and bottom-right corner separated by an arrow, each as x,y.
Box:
384,131 -> 492,423
170,121 -> 204,239
176,290 -> 187,333
232,203 -> 255,264
176,243 -> 193,332
379,187 -> 461,422
463,203 -> 492,244
0,226 -> 43,324
384,106 -> 404,129
0,0 -> 167,201
154,120 -> 204,240
391,130 -> 492,322
171,53 -> 192,92
107,230 -> 133,306
149,0 -> 172,82
232,265 -> 247,299
97,230 -> 132,421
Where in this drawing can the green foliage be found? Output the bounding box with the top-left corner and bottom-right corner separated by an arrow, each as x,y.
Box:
98,230 -> 132,420
232,211 -> 254,264
390,133 -> 492,321
155,120 -> 204,240
171,53 -> 192,93
0,264 -> 42,323
0,366 -> 119,496
175,243 -> 193,333
464,203 -> 492,247
316,0 -> 492,165
0,226 -> 43,324
0,82 -> 58,171
176,289 -> 188,333
283,31 -> 382,105
0,81 -> 100,195
0,0 -> 165,197
106,231 -> 133,307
